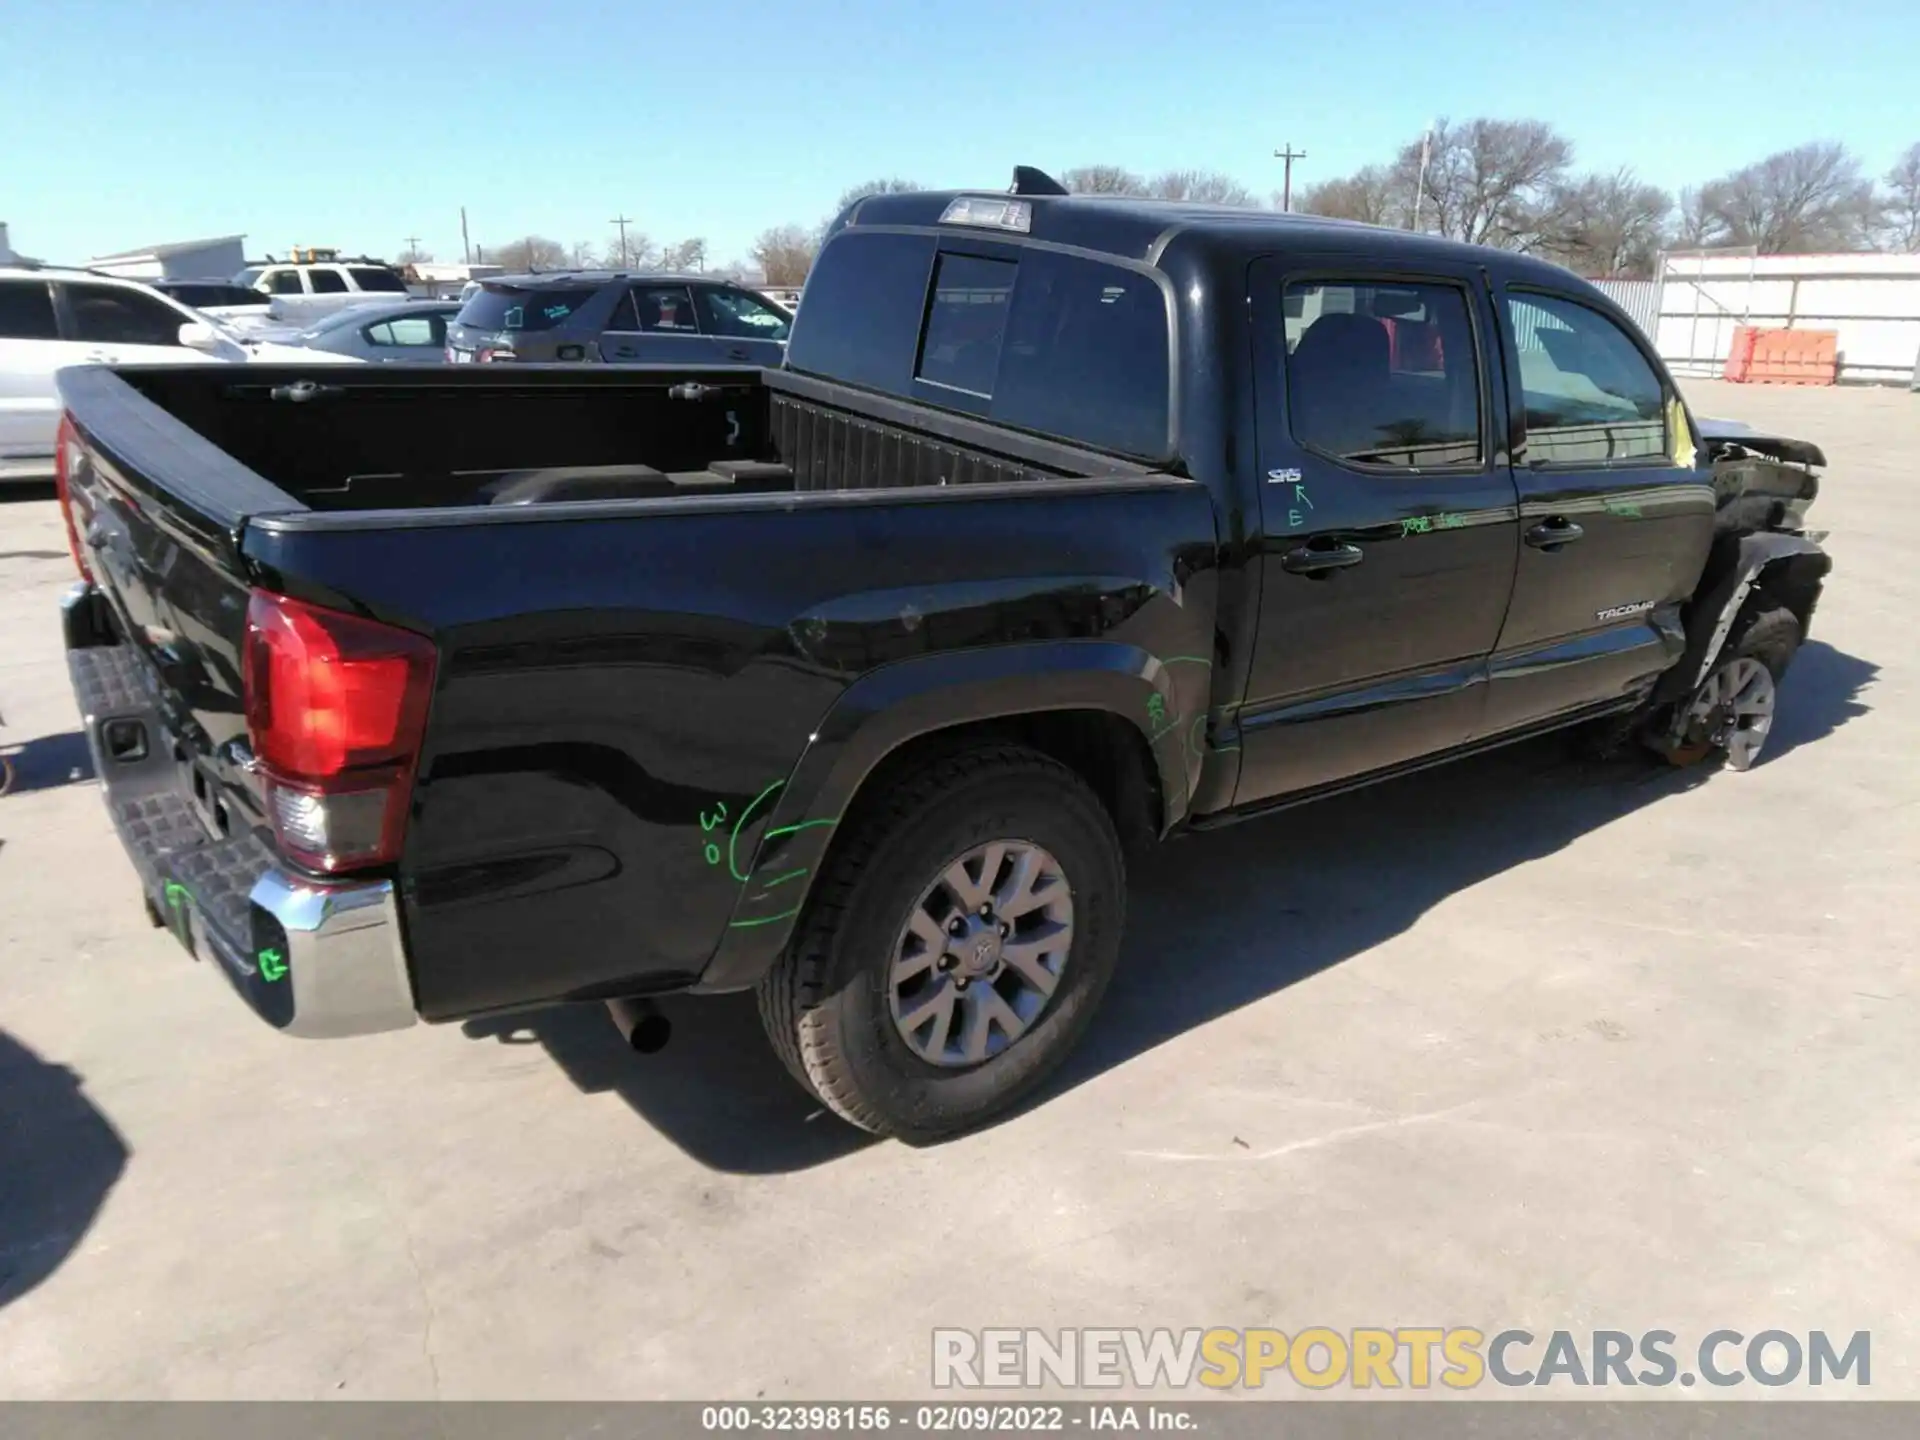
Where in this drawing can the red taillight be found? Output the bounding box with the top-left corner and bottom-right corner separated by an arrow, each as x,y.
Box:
243,590 -> 437,874
54,413 -> 92,582
477,348 -> 515,363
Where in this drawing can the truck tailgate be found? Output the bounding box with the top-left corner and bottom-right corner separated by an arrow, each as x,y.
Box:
57,363 -> 417,1037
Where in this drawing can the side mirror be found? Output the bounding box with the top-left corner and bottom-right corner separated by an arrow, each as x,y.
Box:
178,320 -> 222,352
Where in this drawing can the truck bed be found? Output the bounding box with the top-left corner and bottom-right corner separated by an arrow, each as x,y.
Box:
95,363 -> 1156,515
56,358 -> 1218,1034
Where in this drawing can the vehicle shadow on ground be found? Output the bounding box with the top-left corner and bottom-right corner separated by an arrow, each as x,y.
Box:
0,482 -> 55,505
2,731 -> 95,797
461,993 -> 878,1174
0,1030 -> 129,1312
1052,638 -> 1879,1104
465,640 -> 1874,1169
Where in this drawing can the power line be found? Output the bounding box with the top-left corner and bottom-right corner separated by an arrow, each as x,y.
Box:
1274,144 -> 1307,213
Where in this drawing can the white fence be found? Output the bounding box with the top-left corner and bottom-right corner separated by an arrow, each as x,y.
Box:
1643,251 -> 1920,385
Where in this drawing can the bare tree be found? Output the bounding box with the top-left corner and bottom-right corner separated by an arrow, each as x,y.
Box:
495,235 -> 569,271
1675,187 -> 1717,249
832,177 -> 921,214
600,231 -> 657,270
660,237 -> 708,271
752,224 -> 817,287
1694,142 -> 1876,253
1881,142 -> 1920,252
1147,169 -> 1259,206
1297,165 -> 1406,227
1394,117 -> 1575,249
567,240 -> 597,268
1543,169 -> 1673,276
1062,165 -> 1151,196
397,243 -> 433,265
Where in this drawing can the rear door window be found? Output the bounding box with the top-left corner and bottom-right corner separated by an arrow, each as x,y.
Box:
622,285 -> 701,334
1283,279 -> 1483,469
0,280 -> 60,339
915,254 -> 1015,396
61,284 -> 188,346
266,270 -> 304,294
308,269 -> 348,294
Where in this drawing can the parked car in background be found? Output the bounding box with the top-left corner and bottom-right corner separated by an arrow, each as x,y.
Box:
0,265 -> 356,483
232,258 -> 411,323
287,300 -> 461,362
445,272 -> 791,366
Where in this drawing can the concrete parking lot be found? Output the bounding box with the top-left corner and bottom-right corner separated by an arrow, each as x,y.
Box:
1,380 -> 1914,1399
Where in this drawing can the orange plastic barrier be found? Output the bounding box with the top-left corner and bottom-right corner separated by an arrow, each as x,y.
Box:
1723,325 -> 1758,382
1744,328 -> 1838,386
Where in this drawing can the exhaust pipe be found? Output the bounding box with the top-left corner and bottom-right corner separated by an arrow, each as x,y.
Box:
606,996 -> 672,1055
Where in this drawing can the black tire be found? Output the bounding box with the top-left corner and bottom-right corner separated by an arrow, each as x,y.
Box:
1664,601 -> 1801,768
755,744 -> 1125,1142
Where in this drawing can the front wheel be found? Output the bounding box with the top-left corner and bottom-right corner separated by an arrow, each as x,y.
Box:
756,745 -> 1125,1142
1664,603 -> 1801,770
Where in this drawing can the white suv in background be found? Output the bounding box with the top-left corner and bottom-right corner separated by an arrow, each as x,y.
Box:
233,260 -> 412,323
0,266 -> 354,484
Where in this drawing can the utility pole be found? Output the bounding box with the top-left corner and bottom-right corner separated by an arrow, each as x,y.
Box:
1274,143 -> 1307,212
610,213 -> 634,269
1412,122 -> 1435,233
403,234 -> 422,260
460,207 -> 471,264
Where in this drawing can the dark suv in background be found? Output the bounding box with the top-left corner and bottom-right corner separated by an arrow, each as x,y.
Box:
445,272 -> 792,366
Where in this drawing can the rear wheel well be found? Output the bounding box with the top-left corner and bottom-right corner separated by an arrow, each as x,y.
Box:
838,711 -> 1163,861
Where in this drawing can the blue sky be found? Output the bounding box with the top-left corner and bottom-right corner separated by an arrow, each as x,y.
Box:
5,0 -> 1917,269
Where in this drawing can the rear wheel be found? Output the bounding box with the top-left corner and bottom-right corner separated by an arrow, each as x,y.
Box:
1664,603 -> 1800,770
756,745 -> 1125,1141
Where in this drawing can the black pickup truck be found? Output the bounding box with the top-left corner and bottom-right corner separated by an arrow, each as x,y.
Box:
55,170 -> 1831,1140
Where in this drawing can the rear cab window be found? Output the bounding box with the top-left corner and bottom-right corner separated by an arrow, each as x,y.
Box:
790,231 -> 1172,459
457,285 -> 597,332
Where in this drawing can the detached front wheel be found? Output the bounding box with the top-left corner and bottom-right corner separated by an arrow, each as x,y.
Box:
756,745 -> 1124,1142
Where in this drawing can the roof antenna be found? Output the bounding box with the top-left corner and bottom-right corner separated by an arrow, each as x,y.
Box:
1010,166 -> 1069,197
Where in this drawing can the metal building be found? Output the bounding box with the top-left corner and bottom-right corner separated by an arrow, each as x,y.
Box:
88,235 -> 248,281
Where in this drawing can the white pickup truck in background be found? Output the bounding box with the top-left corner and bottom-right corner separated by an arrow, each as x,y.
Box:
0,265 -> 356,484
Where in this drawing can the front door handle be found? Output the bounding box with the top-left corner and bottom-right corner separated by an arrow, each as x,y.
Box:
85,350 -> 118,364
1282,541 -> 1365,576
1524,518 -> 1585,551
726,347 -> 751,361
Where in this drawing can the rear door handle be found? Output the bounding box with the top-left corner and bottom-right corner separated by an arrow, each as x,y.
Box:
1524,518 -> 1585,551
725,347 -> 751,361
1282,541 -> 1364,576
85,350 -> 118,364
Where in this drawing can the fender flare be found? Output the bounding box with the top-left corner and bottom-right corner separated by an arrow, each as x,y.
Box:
694,639 -> 1211,990
1654,531 -> 1831,707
